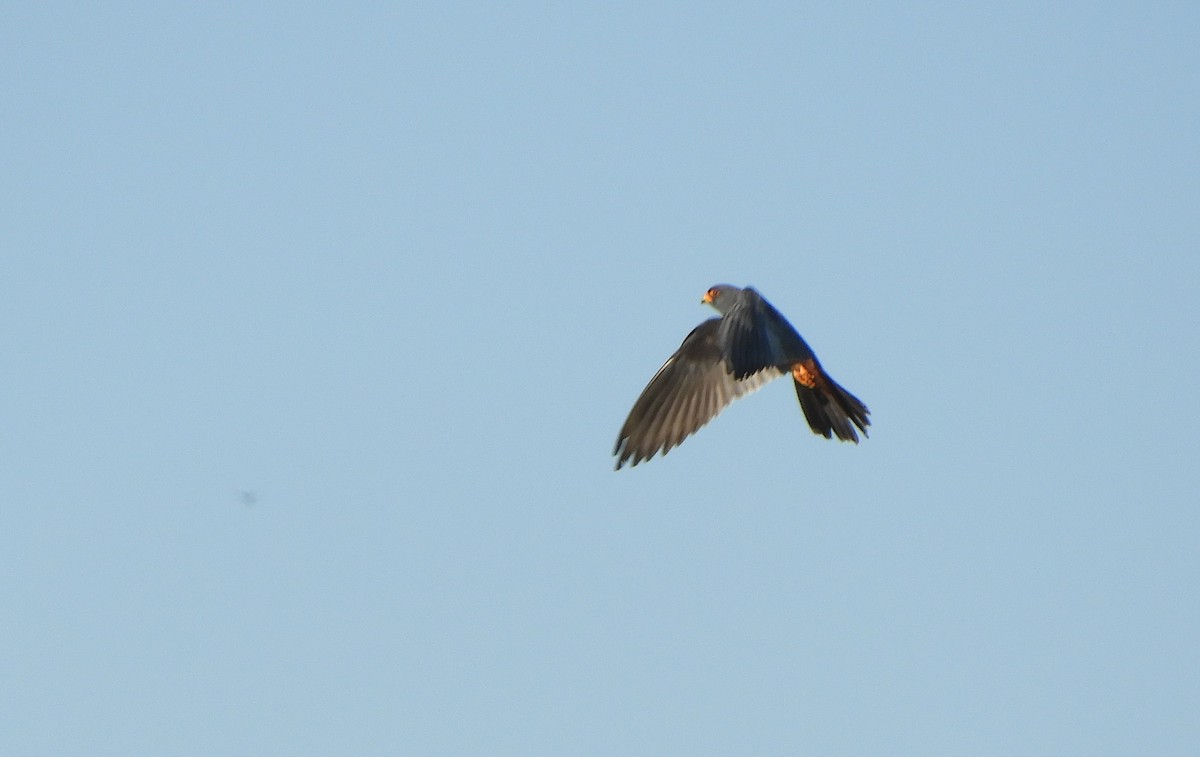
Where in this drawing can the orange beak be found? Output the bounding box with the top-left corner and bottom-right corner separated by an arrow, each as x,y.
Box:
701,291 -> 714,304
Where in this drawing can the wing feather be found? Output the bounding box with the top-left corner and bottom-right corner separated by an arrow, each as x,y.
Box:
614,319 -> 784,469
717,287 -> 815,379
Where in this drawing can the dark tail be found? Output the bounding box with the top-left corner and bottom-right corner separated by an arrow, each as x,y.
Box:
794,372 -> 870,443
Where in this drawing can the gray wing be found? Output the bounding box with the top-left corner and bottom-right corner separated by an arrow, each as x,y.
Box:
614,318 -> 783,469
717,287 -> 815,380
721,288 -> 870,443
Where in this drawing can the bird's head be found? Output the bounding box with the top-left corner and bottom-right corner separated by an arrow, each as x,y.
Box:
701,284 -> 741,315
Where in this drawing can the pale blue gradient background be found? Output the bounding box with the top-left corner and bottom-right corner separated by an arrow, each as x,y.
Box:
3,3 -> 1198,755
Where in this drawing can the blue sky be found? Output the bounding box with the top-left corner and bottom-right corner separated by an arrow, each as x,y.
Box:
3,3 -> 1198,754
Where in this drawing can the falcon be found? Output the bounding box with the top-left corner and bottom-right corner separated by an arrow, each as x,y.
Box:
613,284 -> 870,469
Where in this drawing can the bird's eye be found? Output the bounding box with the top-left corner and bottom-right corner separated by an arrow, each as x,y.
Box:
708,288 -> 718,299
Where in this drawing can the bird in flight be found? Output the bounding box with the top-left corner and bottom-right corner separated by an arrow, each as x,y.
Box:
613,284 -> 870,469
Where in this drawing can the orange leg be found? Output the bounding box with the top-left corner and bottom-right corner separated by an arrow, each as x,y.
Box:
792,360 -> 819,389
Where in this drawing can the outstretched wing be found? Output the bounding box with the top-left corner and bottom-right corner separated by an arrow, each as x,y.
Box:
614,318 -> 782,469
716,287 -> 816,380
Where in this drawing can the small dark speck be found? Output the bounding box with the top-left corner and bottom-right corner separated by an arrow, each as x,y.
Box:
239,490 -> 259,507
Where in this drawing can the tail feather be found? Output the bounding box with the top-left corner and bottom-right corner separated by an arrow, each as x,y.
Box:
794,375 -> 870,443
